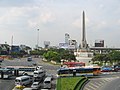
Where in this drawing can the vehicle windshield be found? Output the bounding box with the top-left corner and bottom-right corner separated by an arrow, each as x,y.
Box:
15,79 -> 20,82
34,72 -> 38,74
44,81 -> 50,83
33,83 -> 38,86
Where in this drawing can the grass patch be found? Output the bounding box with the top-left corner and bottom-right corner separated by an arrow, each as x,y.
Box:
57,77 -> 84,90
42,60 -> 61,66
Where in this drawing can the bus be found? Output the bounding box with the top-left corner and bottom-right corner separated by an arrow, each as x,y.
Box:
15,75 -> 33,86
6,66 -> 36,72
0,68 -> 12,79
57,66 -> 101,77
63,62 -> 85,67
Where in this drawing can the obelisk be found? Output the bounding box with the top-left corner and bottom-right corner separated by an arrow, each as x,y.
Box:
81,11 -> 87,51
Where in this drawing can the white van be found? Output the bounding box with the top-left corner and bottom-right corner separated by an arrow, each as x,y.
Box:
15,76 -> 32,86
43,77 -> 52,89
35,66 -> 44,71
33,70 -> 45,79
31,81 -> 41,89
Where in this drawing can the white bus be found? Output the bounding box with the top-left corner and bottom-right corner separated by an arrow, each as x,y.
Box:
15,76 -> 33,86
43,77 -> 52,89
0,68 -> 13,79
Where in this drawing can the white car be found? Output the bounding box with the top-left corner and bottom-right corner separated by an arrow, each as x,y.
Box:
23,88 -> 32,90
31,82 -> 41,90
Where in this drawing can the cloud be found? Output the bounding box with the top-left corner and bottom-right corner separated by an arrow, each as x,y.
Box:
72,18 -> 81,28
0,6 -> 56,29
72,16 -> 90,29
0,7 -> 29,25
28,7 -> 56,28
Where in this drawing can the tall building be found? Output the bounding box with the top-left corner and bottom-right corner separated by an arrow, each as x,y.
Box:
65,33 -> 70,45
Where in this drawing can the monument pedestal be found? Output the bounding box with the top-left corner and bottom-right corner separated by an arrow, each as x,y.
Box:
74,50 -> 93,65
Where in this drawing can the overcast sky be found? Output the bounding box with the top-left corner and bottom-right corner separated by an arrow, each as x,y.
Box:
0,0 -> 120,48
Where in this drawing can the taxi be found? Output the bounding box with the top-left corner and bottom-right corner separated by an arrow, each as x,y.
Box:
12,85 -> 25,90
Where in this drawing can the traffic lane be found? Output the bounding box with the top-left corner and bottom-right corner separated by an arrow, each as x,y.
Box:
0,79 -> 14,90
33,58 -> 60,71
100,77 -> 120,90
2,58 -> 36,66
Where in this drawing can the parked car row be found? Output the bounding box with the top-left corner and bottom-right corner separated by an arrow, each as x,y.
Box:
101,66 -> 114,72
101,65 -> 120,72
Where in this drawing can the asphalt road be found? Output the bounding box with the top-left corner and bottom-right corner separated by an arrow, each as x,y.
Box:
83,72 -> 120,90
0,57 -> 60,90
3,58 -> 120,90
0,79 -> 15,90
100,76 -> 120,90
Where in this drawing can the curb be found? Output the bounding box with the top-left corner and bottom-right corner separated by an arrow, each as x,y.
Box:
74,77 -> 88,90
80,79 -> 90,90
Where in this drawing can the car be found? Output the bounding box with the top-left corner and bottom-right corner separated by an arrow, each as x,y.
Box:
27,57 -> 32,61
101,66 -> 114,72
12,85 -> 25,90
0,57 -> 4,62
31,82 -> 41,90
114,65 -> 120,72
46,74 -> 54,80
23,88 -> 32,90
32,62 -> 37,66
41,89 -> 49,90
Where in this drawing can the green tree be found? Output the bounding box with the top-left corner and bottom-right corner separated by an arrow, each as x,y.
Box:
108,50 -> 120,63
43,51 -> 61,62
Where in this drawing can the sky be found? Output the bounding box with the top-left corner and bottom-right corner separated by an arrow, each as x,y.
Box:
0,0 -> 120,48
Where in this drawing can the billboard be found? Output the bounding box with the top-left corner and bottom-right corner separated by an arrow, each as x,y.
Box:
11,45 -> 20,53
95,40 -> 104,47
59,43 -> 69,49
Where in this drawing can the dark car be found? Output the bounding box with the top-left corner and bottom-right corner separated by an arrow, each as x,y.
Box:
114,65 -> 120,72
0,57 -> 4,62
27,57 -> 32,61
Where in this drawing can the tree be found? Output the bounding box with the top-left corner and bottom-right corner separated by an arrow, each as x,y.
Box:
108,50 -> 120,63
43,51 -> 61,62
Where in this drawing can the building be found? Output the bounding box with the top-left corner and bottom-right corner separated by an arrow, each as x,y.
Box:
68,40 -> 77,49
65,33 -> 70,45
44,41 -> 50,48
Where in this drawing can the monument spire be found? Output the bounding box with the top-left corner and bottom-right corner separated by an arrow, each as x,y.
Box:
81,11 -> 87,50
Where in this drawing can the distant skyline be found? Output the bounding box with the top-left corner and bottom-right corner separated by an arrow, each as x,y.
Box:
0,0 -> 120,48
